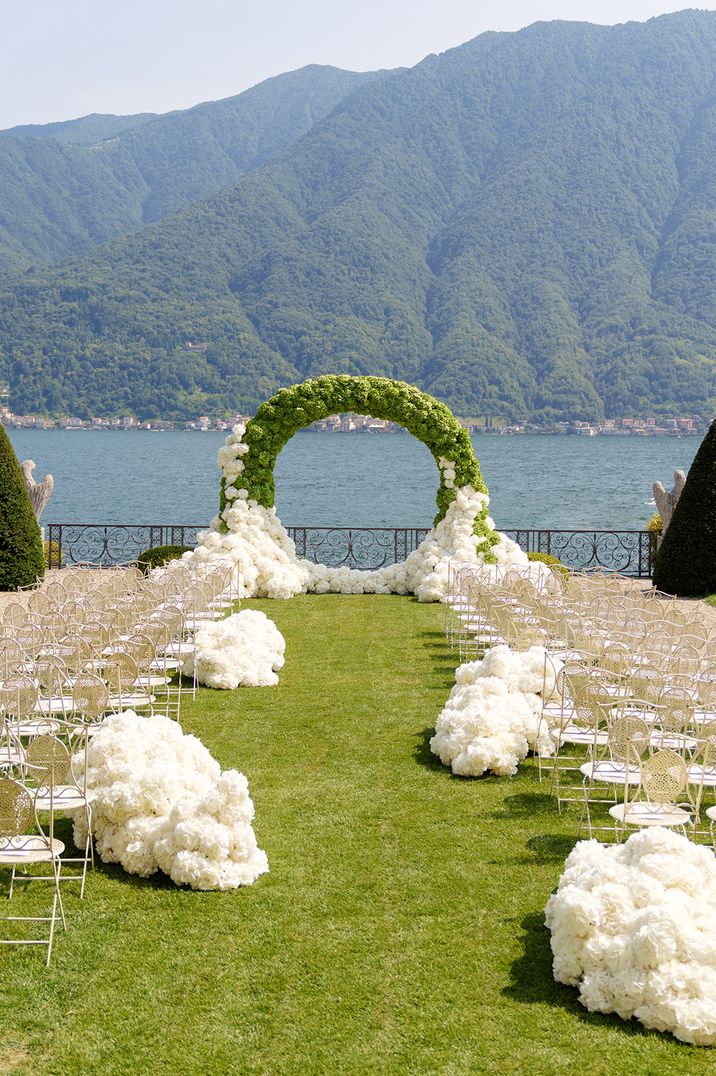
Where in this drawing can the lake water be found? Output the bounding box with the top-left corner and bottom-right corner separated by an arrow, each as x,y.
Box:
5,428 -> 699,532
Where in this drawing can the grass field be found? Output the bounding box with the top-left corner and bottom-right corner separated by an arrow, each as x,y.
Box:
1,595 -> 712,1074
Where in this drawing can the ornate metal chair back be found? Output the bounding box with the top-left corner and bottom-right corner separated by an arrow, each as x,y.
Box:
641,750 -> 688,804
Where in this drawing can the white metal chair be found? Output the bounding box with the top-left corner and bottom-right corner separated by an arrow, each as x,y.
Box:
0,777 -> 66,965
609,749 -> 694,838
25,733 -> 94,898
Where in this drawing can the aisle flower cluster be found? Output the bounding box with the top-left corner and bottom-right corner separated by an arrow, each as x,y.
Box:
69,711 -> 269,891
184,609 -> 286,689
186,421 -> 530,601
430,645 -> 561,776
545,828 -> 716,1046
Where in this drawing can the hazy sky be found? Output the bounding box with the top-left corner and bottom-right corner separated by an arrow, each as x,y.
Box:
1,2 -> 712,129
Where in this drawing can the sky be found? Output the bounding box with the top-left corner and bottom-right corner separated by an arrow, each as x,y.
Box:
1,1 -> 713,129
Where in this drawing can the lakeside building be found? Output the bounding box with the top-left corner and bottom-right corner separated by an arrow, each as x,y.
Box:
0,404 -> 708,435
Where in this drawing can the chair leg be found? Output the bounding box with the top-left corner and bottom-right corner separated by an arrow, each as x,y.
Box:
54,860 -> 66,931
79,821 -> 92,899
46,889 -> 58,966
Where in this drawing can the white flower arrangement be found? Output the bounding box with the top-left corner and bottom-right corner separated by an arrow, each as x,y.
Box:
69,711 -> 269,890
183,609 -> 286,689
429,645 -> 561,776
183,422 -> 532,602
545,827 -> 716,1046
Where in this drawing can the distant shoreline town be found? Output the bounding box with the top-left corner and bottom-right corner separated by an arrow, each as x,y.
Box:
0,404 -> 706,437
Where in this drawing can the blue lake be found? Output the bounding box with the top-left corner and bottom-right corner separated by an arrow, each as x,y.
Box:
5,427 -> 699,532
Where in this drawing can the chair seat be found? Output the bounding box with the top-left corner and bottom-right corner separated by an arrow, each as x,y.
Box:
150,657 -> 182,672
0,837 -> 64,863
652,733 -> 698,752
136,675 -> 170,688
0,747 -> 25,767
35,697 -> 75,715
161,643 -> 194,658
10,719 -> 60,738
560,726 -> 610,746
34,787 -> 92,812
580,760 -> 641,784
107,692 -> 154,710
609,802 -> 692,826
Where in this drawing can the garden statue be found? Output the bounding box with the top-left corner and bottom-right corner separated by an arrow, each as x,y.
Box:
653,469 -> 686,536
21,459 -> 54,523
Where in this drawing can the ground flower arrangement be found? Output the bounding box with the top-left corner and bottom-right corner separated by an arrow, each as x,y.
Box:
70,711 -> 268,891
184,608 -> 285,689
545,827 -> 716,1046
430,645 -> 561,776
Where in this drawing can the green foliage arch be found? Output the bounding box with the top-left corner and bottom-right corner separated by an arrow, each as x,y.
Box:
221,375 -> 494,537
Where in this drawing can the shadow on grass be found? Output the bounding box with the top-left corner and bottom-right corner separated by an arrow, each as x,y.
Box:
498,790 -> 558,817
525,833 -> 579,863
49,820 -> 189,894
413,727 -> 512,783
413,727 -> 444,771
416,628 -> 460,686
504,912 -> 665,1041
92,859 -> 177,891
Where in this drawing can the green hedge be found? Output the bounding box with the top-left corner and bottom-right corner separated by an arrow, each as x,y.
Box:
221,375 -> 498,551
0,425 -> 44,590
653,419 -> 716,596
136,544 -> 191,574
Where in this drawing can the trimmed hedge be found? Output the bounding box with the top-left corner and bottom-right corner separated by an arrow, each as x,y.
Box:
0,424 -> 44,590
222,375 -> 498,550
652,419 -> 716,596
136,544 -> 191,574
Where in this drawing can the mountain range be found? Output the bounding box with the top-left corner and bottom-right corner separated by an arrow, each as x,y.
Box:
1,11 -> 716,422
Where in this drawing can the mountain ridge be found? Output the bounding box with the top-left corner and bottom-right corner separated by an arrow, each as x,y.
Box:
1,12 -> 716,422
0,65 -> 385,274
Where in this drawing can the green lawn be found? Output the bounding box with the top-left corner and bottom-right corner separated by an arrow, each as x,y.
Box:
1,595 -> 712,1074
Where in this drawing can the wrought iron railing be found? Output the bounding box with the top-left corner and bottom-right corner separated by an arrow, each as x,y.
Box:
46,523 -> 657,577
502,529 -> 656,579
46,524 -> 205,569
286,526 -> 431,569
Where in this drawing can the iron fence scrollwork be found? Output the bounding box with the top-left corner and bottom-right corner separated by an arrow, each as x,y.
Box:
285,527 -> 431,571
46,523 -> 205,569
46,523 -> 656,577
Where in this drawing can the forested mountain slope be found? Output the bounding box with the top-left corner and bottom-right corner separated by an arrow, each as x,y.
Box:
0,65 -> 381,273
2,11 -> 716,421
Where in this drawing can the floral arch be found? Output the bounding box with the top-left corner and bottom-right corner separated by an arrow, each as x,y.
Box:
222,375 -> 486,525
190,375 -> 528,600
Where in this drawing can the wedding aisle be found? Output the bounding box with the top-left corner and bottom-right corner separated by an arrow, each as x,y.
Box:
0,595 -> 710,1074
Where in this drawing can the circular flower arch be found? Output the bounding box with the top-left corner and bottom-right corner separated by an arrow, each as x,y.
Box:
189,375 -> 529,601
221,375 -> 492,532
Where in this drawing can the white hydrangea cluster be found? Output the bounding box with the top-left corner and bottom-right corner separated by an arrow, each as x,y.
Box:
183,609 -> 286,689
545,828 -> 716,1046
438,455 -> 457,490
185,424 -> 530,602
187,499 -> 310,600
217,423 -> 250,500
70,711 -> 269,891
429,645 -> 561,776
